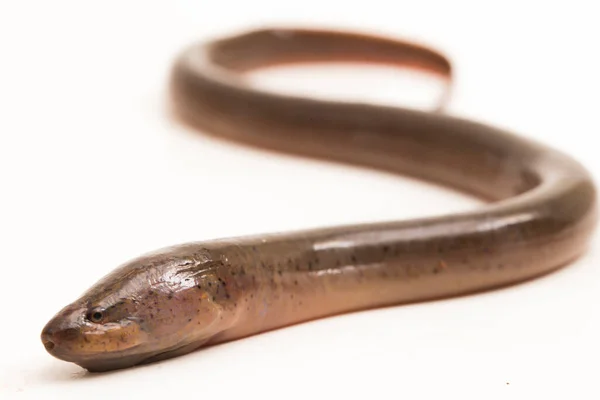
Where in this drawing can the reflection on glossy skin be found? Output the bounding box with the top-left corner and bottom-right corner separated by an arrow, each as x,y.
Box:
42,28 -> 596,372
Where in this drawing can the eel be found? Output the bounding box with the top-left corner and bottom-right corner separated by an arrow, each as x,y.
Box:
41,28 -> 597,372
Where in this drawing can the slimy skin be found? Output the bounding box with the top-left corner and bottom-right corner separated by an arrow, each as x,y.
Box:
41,28 -> 597,372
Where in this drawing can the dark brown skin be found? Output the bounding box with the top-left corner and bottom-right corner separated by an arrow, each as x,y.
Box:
41,28 -> 597,372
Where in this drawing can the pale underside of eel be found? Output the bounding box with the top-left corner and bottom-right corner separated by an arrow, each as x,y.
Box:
41,28 -> 597,372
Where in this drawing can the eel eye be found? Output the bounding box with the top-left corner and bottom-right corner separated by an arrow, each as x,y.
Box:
88,309 -> 105,323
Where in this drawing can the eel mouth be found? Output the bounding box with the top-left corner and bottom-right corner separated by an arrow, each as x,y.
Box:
42,337 -> 56,351
80,338 -> 212,372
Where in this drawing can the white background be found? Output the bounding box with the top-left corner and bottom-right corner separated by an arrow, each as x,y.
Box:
1,1 -> 599,399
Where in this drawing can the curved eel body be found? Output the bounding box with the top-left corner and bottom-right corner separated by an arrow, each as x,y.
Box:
41,28 -> 597,372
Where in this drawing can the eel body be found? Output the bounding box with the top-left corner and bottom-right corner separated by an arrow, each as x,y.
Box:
41,28 -> 597,372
